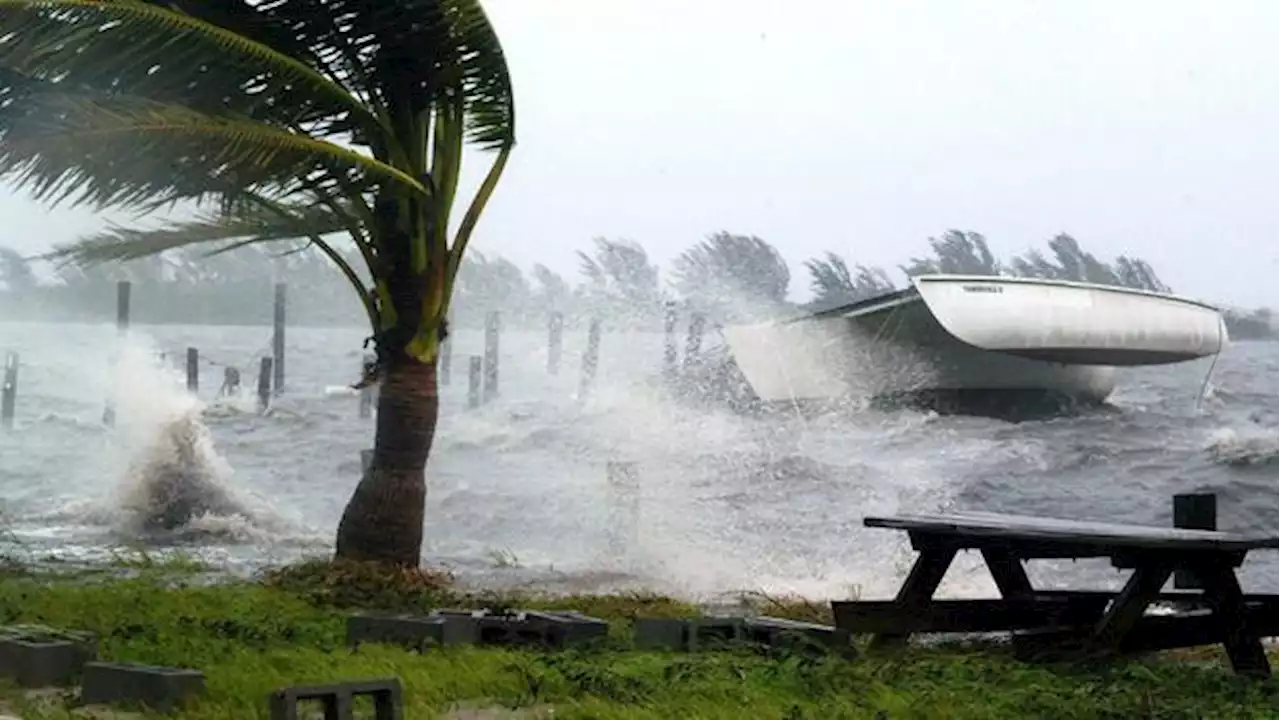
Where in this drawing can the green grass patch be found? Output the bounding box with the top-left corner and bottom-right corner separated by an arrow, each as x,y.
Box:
0,561 -> 1272,719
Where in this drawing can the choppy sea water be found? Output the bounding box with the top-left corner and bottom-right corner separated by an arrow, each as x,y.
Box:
0,319 -> 1275,600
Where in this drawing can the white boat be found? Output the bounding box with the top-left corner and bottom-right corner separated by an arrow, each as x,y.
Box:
721,275 -> 1227,408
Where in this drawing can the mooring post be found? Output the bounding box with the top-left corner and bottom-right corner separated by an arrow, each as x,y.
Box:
358,354 -> 376,419
682,312 -> 705,370
547,311 -> 564,376
1173,493 -> 1217,589
606,461 -> 641,558
257,357 -> 273,412
104,280 -> 132,427
467,356 -> 482,409
116,280 -> 131,332
185,347 -> 199,393
483,311 -> 500,403
222,367 -> 241,397
579,317 -> 602,400
662,302 -> 678,382
272,283 -> 286,395
439,319 -> 452,386
1,352 -> 17,431
361,449 -> 374,474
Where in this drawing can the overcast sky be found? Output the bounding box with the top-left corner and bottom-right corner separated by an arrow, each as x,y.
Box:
1,0 -> 1276,307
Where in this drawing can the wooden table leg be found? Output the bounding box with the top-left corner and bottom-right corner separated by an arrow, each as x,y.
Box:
1194,564 -> 1271,678
981,548 -> 1033,599
1087,560 -> 1174,654
869,545 -> 957,651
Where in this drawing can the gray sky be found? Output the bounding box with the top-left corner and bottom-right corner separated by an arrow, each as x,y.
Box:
2,0 -> 1276,307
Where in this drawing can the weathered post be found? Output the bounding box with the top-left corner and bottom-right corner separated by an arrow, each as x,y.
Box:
272,283 -> 286,395
439,319 -> 452,386
606,461 -> 640,559
1173,493 -> 1217,589
116,280 -> 131,331
257,357 -> 273,412
682,312 -> 705,370
104,280 -> 131,426
579,317 -> 602,400
358,354 -> 376,419
467,356 -> 482,409
185,347 -> 199,393
547,311 -> 564,376
222,367 -> 241,397
1,352 -> 17,431
662,302 -> 678,383
483,311 -> 500,403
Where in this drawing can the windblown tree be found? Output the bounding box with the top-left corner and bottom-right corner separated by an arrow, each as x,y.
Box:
0,0 -> 515,566
577,237 -> 661,324
452,251 -> 529,325
1008,234 -> 1170,292
670,232 -> 789,320
530,263 -> 571,315
901,230 -> 1002,277
803,252 -> 896,310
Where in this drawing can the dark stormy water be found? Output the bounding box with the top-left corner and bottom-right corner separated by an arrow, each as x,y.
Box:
0,320 -> 1275,601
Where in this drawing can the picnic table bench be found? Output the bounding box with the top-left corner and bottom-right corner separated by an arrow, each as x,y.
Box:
831,511 -> 1278,677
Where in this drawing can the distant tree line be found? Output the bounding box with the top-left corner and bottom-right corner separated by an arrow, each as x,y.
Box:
0,230 -> 1275,339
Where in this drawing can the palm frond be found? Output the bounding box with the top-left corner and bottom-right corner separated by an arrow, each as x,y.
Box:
41,203 -> 348,266
0,89 -> 424,210
0,0 -> 380,135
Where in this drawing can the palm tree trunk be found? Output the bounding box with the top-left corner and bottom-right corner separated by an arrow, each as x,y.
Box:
334,356 -> 438,565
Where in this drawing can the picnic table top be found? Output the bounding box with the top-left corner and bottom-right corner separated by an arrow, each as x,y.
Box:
865,511 -> 1280,553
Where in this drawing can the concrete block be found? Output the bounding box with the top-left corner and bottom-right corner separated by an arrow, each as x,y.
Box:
633,618 -> 687,650
80,661 -> 205,712
0,626 -> 96,688
421,609 -> 608,650
687,617 -> 748,650
269,678 -> 402,720
347,612 -> 476,650
746,616 -> 855,657
0,637 -> 96,687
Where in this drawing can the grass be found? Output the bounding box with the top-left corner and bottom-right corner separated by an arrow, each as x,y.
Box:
0,555 -> 1273,719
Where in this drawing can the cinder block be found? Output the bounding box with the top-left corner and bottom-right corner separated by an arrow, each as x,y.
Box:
0,626 -> 97,688
425,609 -> 608,650
633,618 -> 687,650
347,613 -> 476,650
0,637 -> 97,687
687,617 -> 748,650
269,678 -> 402,720
746,616 -> 855,657
80,662 -> 205,712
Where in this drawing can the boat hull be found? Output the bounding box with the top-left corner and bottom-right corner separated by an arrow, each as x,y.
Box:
723,298 -> 1117,405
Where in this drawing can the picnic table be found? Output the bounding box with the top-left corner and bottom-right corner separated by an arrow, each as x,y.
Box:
831,511 -> 1278,677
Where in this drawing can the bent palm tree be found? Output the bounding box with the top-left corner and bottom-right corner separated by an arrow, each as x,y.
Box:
0,0 -> 515,566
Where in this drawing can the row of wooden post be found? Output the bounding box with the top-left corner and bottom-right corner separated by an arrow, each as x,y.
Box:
98,280 -> 285,424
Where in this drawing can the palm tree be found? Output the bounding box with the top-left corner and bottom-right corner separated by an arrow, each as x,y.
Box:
0,1 -> 516,566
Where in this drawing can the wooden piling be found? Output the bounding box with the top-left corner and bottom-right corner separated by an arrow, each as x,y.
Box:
662,302 -> 678,382
547,311 -> 564,376
359,354 -> 376,419
272,283 -> 286,395
116,281 -> 131,331
1173,493 -> 1217,589
222,367 -> 241,397
439,320 -> 452,386
682,312 -> 705,369
1,352 -> 17,431
467,356 -> 482,409
606,461 -> 641,558
579,317 -> 602,399
483,311 -> 500,403
257,357 -> 273,411
185,347 -> 199,393
104,280 -> 131,426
